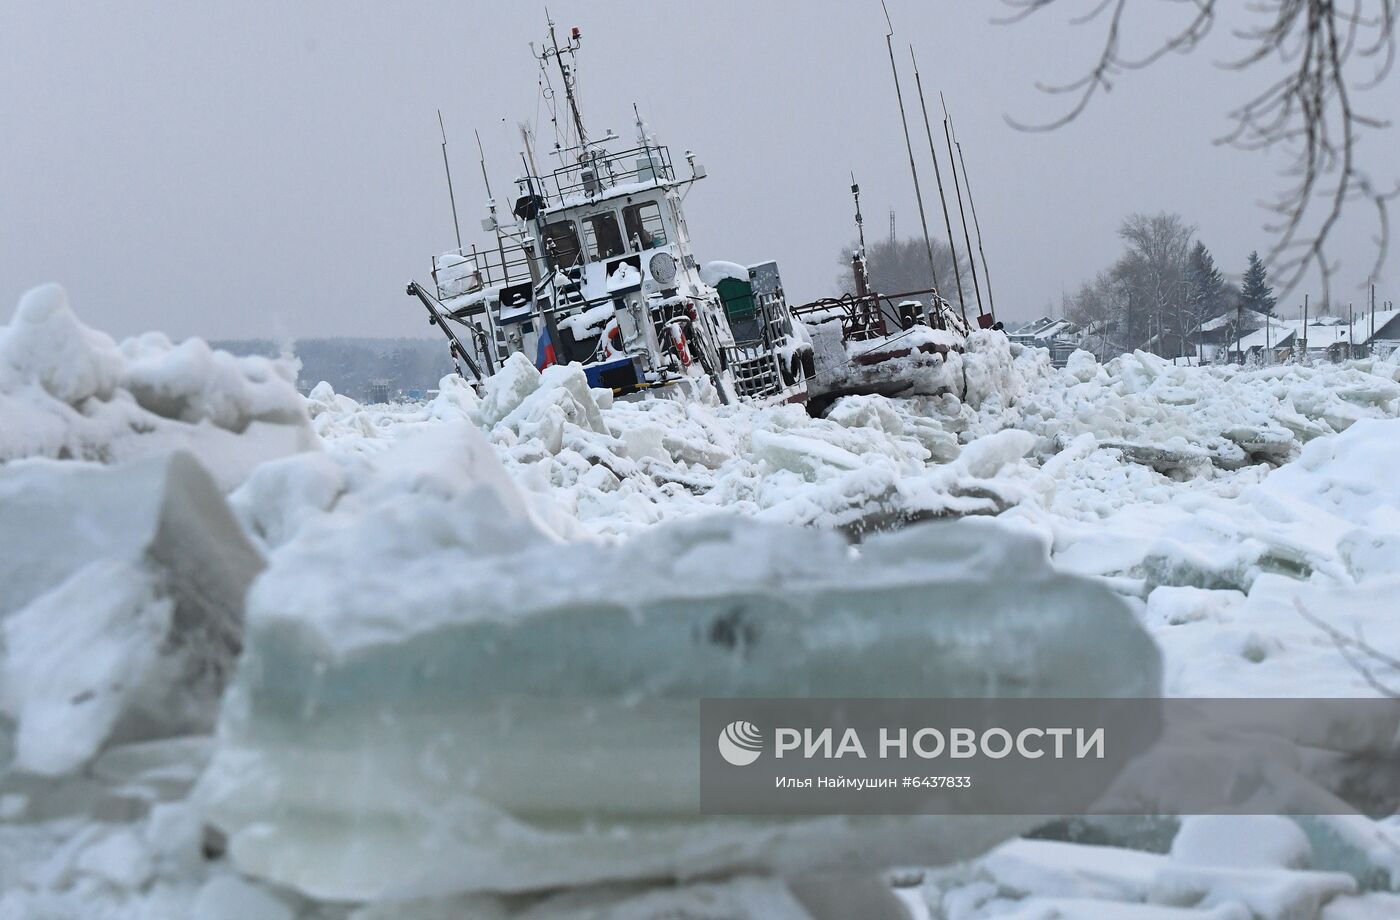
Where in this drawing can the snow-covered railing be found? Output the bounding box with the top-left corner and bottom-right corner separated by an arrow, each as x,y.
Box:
432,239 -> 538,310
536,143 -> 676,205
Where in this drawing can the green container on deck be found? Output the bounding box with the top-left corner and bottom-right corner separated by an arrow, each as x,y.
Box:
716,277 -> 755,322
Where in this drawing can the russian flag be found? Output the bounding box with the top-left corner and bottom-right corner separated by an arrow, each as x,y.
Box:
535,326 -> 557,370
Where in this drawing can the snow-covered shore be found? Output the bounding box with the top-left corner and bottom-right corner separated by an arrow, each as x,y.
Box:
4,286 -> 1400,919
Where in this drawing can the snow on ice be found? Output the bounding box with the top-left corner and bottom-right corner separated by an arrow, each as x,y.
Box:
0,283 -> 314,489
5,285 -> 1400,918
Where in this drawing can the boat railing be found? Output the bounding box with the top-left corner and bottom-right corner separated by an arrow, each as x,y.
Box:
432,237 -> 539,306
792,293 -> 890,342
536,143 -> 676,205
792,288 -> 948,341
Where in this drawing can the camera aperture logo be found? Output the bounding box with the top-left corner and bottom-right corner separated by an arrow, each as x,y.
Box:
718,720 -> 764,766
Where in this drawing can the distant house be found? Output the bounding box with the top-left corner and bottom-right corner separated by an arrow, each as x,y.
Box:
1192,313 -> 1247,363
1216,308 -> 1400,363
1367,309 -> 1400,358
1227,318 -> 1297,363
1009,316 -> 1083,367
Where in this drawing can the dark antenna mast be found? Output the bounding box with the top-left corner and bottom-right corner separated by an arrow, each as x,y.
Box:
880,0 -> 940,303
910,47 -> 967,324
940,93 -> 983,319
438,109 -> 463,250
852,172 -> 868,255
950,116 -> 997,323
851,174 -> 872,297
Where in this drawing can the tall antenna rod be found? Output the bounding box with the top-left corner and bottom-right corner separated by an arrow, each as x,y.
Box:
438,109 -> 463,250
910,47 -> 967,324
940,93 -> 983,319
544,11 -> 588,152
520,123 -> 542,180
950,116 -> 997,323
474,129 -> 493,199
881,0 -> 941,301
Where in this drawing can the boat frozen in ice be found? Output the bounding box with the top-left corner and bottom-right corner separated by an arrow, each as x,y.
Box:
407,19 -> 809,408
407,18 -> 984,413
792,179 -> 975,415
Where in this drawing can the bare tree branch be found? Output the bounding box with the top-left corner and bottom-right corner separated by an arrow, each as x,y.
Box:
1295,597 -> 1400,697
1005,0 -> 1399,301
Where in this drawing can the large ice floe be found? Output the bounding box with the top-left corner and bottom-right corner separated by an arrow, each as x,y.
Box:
6,283 -> 1400,918
197,450 -> 1158,899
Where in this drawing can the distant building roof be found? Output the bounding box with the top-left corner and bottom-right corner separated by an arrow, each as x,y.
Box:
1226,308 -> 1400,353
1012,316 -> 1078,340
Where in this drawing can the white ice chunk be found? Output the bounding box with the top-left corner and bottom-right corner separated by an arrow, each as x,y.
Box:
0,452 -> 261,774
1171,816 -> 1310,870
2,560 -> 171,775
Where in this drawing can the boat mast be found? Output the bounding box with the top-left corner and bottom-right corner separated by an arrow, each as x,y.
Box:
910,47 -> 967,324
940,93 -> 983,320
851,174 -> 872,297
951,117 -> 997,323
880,0 -> 941,309
438,109 -> 463,251
852,173 -> 868,255
474,128 -> 494,200
544,11 -> 588,153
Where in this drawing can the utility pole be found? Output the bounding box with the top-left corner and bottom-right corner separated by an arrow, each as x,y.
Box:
880,0 -> 941,305
910,47 -> 967,323
1293,298 -> 1304,361
1235,297 -> 1243,364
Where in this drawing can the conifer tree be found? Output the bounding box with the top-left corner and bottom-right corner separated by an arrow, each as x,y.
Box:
1187,242 -> 1226,321
1240,251 -> 1278,316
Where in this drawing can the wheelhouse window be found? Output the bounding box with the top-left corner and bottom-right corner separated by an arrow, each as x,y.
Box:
542,219 -> 582,268
623,201 -> 668,251
581,211 -> 625,261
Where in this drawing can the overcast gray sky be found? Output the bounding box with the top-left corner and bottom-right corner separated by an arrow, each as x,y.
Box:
3,1 -> 1396,341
